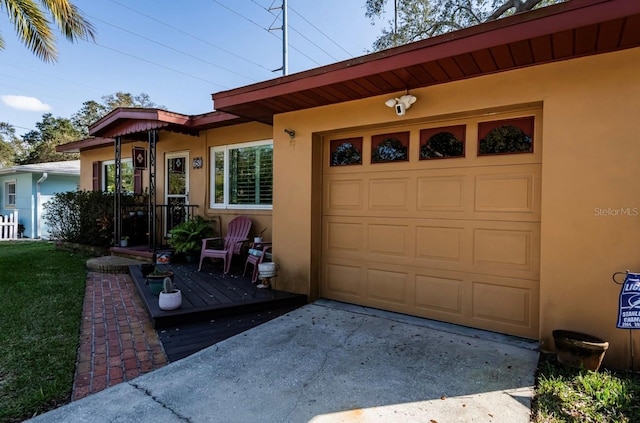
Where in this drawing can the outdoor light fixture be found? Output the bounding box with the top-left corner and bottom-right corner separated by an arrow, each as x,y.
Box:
385,94 -> 417,116
284,128 -> 296,146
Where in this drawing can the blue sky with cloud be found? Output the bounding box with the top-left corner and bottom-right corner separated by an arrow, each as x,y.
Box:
0,0 -> 389,136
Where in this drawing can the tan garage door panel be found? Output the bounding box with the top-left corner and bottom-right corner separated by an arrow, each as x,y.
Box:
324,216 -> 539,280
321,112 -> 541,339
322,258 -> 539,338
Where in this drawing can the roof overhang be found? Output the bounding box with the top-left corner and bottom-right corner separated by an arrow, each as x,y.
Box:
212,0 -> 640,124
56,137 -> 114,153
89,108 -> 249,140
59,109 -> 251,152
0,160 -> 80,175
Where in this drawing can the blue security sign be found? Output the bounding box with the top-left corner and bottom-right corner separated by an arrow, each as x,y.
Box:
617,272 -> 640,329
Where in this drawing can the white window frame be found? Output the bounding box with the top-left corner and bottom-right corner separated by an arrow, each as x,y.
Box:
210,140 -> 273,210
4,180 -> 16,208
102,159 -> 133,193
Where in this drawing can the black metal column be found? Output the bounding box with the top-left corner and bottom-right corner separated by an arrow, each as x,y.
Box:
114,136 -> 122,246
148,129 -> 158,254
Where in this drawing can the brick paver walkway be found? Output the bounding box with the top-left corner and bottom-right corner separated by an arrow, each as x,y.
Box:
72,272 -> 168,400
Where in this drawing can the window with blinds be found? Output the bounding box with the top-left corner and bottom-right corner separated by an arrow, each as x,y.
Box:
210,140 -> 273,209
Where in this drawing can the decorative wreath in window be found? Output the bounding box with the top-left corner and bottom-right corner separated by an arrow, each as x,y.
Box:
479,125 -> 532,155
420,132 -> 464,159
331,142 -> 362,166
372,137 -> 408,163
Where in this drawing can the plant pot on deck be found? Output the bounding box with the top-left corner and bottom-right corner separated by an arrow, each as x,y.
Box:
159,289 -> 182,311
140,263 -> 155,277
553,329 -> 609,371
146,271 -> 174,296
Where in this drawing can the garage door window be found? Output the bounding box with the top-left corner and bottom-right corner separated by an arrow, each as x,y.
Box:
420,125 -> 466,159
478,116 -> 534,155
371,131 -> 409,163
330,137 -> 362,166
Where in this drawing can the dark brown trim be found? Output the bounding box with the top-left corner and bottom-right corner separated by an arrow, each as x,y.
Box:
134,168 -> 143,195
212,0 -> 640,124
92,161 -> 101,192
57,137 -> 114,153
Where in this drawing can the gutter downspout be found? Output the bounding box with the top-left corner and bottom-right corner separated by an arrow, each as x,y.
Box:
36,172 -> 48,239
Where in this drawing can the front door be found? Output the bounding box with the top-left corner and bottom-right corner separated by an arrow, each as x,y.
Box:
165,152 -> 189,235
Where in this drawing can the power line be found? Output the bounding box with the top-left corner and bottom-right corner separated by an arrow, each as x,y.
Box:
106,0 -> 275,74
251,0 -> 340,62
93,42 -> 229,89
210,0 -> 322,67
287,20 -> 340,61
212,0 -> 269,32
87,14 -> 259,83
289,6 -> 354,58
0,61 -> 103,92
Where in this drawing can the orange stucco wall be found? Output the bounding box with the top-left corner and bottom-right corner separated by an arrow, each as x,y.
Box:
78,121 -> 274,239
77,47 -> 640,368
271,47 -> 640,369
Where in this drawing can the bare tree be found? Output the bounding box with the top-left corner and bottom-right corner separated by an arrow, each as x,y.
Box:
366,0 -> 565,51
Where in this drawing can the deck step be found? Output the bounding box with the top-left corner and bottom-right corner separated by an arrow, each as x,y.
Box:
110,246 -> 155,263
87,255 -> 147,274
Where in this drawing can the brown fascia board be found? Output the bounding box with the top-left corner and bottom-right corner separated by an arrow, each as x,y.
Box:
212,0 -> 639,110
63,111 -> 251,152
89,108 -> 191,137
56,137 -> 114,153
189,110 -> 252,129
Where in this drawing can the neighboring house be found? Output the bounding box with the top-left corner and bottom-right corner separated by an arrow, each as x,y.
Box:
0,161 -> 80,239
57,0 -> 640,369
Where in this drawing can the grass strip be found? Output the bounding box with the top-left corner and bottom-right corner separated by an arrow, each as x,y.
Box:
533,353 -> 640,422
0,241 -> 87,422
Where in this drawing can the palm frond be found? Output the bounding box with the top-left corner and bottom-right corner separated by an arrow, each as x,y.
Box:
3,0 -> 56,62
40,0 -> 96,42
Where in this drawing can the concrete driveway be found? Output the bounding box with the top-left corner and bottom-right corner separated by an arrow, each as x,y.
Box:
29,300 -> 539,422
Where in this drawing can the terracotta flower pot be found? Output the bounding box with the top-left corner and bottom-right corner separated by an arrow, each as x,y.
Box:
553,330 -> 609,371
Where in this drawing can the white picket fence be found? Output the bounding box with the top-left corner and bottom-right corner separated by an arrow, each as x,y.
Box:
0,210 -> 18,240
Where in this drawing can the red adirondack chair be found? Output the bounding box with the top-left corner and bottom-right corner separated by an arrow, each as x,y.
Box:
243,241 -> 273,283
198,216 -> 252,274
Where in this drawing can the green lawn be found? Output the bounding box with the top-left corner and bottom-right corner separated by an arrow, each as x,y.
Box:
532,354 -> 640,422
0,241 -> 88,422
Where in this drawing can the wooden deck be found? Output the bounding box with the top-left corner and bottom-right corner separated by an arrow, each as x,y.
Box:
129,261 -> 307,329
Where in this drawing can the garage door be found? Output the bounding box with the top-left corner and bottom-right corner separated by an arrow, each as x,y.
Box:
321,110 -> 541,339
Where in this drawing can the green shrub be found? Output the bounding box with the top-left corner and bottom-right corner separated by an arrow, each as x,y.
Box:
43,191 -> 146,247
168,215 -> 215,255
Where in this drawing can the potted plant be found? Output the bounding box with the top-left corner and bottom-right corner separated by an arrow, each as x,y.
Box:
168,216 -> 215,262
146,267 -> 174,296
158,277 -> 182,311
120,236 -> 129,247
140,263 -> 155,277
553,330 -> 609,371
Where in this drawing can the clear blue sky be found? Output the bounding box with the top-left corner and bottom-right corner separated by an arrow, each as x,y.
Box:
0,0 -> 389,136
